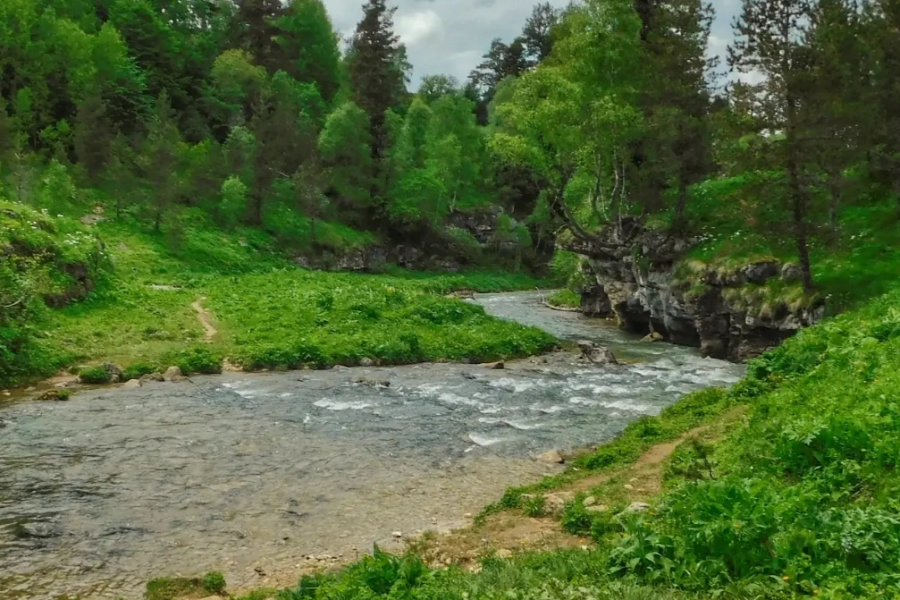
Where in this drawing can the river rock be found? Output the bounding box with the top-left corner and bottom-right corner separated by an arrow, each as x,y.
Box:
392,531 -> 403,538
141,372 -> 165,383
543,492 -> 575,516
577,341 -> 618,365
537,450 -> 564,464
163,366 -> 184,382
483,361 -> 505,370
122,379 -> 141,389
38,389 -> 68,401
623,502 -> 650,514
15,522 -> 62,539
359,357 -> 375,367
641,331 -> 664,343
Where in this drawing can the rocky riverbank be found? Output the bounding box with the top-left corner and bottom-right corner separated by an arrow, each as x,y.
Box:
565,219 -> 825,362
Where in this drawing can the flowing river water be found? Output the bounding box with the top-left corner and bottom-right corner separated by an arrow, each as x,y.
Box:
0,292 -> 743,599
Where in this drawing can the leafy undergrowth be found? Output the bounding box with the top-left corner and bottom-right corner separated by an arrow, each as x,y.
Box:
671,175 -> 900,314
0,201 -> 107,386
546,289 -> 582,309
24,211 -> 552,384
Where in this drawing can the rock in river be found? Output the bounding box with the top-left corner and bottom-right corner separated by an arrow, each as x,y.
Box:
15,522 -> 62,539
537,450 -> 565,464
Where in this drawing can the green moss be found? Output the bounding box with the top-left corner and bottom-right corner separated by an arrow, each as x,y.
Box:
77,365 -> 113,384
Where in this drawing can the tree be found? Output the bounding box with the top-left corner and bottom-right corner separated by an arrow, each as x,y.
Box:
276,0 -> 342,105
418,75 -> 460,104
348,0 -> 406,173
231,0 -> 286,74
729,0 -> 816,290
138,92 -> 182,231
318,102 -> 374,215
522,3 -> 561,65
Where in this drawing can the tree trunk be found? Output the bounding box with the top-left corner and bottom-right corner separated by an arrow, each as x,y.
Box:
673,170 -> 689,232
786,94 -> 814,291
827,169 -> 841,243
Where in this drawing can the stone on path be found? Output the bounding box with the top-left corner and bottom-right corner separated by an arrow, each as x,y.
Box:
537,450 -> 564,464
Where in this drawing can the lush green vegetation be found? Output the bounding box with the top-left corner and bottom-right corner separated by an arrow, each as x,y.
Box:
0,201 -> 552,387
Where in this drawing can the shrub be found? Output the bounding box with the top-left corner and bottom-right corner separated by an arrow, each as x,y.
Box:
78,365 -> 113,384
165,346 -> 223,375
122,362 -> 158,381
202,571 -> 227,595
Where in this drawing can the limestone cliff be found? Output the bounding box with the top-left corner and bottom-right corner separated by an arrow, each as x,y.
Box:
565,219 -> 825,362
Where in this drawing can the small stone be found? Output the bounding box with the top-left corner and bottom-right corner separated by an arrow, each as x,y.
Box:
254,566 -> 266,576
640,331 -> 664,343
163,366 -> 184,382
586,505 -> 609,513
781,262 -> 804,283
483,361 -> 505,370
122,379 -> 141,389
141,372 -> 165,383
623,484 -> 634,491
624,502 -> 650,514
392,531 -> 403,538
25,386 -> 36,392
543,491 -> 575,516
464,513 -> 472,518
495,549 -> 513,559
359,357 -> 375,367
583,496 -> 597,507
537,450 -> 564,464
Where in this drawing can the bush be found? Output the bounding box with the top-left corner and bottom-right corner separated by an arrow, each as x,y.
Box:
165,346 -> 223,375
78,365 -> 113,384
122,362 -> 158,381
202,571 -> 227,595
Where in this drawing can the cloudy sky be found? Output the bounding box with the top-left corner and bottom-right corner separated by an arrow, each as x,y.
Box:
321,0 -> 742,88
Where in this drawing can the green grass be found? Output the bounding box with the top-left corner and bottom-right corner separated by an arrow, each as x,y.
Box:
547,289 -> 581,309
3,205 -> 553,386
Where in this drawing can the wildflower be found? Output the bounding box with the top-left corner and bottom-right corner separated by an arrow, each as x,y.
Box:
782,576 -> 790,582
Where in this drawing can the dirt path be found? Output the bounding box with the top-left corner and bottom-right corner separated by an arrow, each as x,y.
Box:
407,409 -> 746,572
191,297 -> 218,341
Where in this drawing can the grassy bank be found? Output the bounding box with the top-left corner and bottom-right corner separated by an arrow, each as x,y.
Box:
190,281 -> 900,600
1,204 -> 554,388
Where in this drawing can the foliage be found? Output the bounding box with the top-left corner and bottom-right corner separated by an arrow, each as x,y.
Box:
546,289 -> 580,309
202,571 -> 227,595
77,365 -> 114,384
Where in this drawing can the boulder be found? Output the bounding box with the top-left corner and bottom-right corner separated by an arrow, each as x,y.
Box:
122,379 -> 142,389
537,450 -> 565,464
781,262 -> 804,283
741,261 -> 780,284
640,331 -> 664,343
103,363 -> 123,383
15,522 -> 62,539
577,341 -> 618,365
163,366 -> 184,382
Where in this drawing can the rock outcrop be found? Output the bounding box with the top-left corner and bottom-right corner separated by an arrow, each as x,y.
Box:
565,219 -> 825,362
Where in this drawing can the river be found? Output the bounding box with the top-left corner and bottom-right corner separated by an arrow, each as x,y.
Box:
0,291 -> 743,599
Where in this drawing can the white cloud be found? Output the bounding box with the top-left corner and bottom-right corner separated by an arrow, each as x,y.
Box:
396,9 -> 444,47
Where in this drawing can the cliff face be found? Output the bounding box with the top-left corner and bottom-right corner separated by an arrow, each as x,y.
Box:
567,220 -> 825,363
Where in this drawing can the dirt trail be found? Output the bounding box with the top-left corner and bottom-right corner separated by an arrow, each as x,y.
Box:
191,296 -> 218,341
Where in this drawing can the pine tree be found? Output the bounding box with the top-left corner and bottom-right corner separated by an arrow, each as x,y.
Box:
348,0 -> 405,172
522,3 -> 561,65
729,0 -> 816,290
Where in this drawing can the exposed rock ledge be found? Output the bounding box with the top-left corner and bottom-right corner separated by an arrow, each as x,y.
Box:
565,219 -> 825,363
